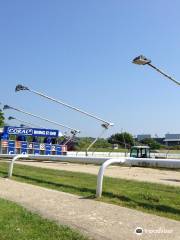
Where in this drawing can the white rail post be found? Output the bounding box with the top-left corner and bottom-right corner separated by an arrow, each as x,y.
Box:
8,154 -> 29,178
96,158 -> 126,198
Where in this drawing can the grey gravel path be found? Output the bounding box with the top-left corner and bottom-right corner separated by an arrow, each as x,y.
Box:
0,178 -> 179,240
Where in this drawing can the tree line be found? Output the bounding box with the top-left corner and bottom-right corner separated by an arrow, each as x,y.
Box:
75,133 -> 164,150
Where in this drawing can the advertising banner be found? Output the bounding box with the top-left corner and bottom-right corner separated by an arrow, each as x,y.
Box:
4,126 -> 60,137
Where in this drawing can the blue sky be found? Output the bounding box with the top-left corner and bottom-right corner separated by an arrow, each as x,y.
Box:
1,0 -> 180,137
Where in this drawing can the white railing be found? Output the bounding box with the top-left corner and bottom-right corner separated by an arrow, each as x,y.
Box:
96,158 -> 126,197
68,151 -> 180,159
8,154 -> 28,178
2,154 -> 180,198
5,154 -> 112,178
67,151 -> 128,157
126,157 -> 180,168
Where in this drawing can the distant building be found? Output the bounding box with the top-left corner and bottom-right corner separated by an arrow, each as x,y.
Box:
154,137 -> 165,145
164,134 -> 180,146
137,134 -> 151,141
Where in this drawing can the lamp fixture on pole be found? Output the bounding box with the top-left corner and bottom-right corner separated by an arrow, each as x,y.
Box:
132,55 -> 180,86
15,84 -> 114,127
15,84 -> 114,154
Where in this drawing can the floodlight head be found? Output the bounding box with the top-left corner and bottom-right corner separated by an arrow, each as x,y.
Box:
101,122 -> 114,129
3,105 -> 11,110
8,116 -> 15,120
71,130 -> 79,135
73,129 -> 80,134
101,123 -> 110,129
15,84 -> 29,92
132,55 -> 151,65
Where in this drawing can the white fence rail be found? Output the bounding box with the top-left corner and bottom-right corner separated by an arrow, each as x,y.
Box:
67,151 -> 128,157
68,151 -> 180,159
1,154 -> 180,198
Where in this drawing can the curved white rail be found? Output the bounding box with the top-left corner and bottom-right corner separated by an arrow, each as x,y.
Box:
8,154 -> 29,178
96,158 -> 126,198
5,154 -> 180,199
126,158 -> 180,168
7,154 -> 112,178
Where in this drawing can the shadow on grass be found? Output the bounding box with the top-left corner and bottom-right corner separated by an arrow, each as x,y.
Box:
1,170 -> 180,218
80,195 -> 96,200
13,173 -> 134,202
0,170 -> 8,178
161,178 -> 180,183
12,173 -> 97,195
134,201 -> 180,216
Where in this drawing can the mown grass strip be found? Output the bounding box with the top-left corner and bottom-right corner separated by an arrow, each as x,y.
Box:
0,162 -> 180,221
0,198 -> 89,240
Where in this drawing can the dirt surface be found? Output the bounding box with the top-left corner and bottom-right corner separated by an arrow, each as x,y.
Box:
13,160 -> 180,186
0,178 -> 179,240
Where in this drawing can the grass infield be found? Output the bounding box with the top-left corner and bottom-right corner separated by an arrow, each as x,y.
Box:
0,162 -> 180,221
0,198 -> 88,240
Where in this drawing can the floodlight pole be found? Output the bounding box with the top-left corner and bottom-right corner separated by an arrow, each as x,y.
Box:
8,116 -> 42,128
147,63 -> 180,86
3,105 -> 80,133
15,85 -> 113,126
132,55 -> 180,86
85,126 -> 108,156
64,130 -> 77,145
15,84 -> 114,155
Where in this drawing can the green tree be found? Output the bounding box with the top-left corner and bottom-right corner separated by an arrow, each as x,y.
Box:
108,132 -> 134,148
75,137 -> 93,150
0,109 -> 5,127
75,137 -> 111,150
93,138 -> 111,149
140,138 -> 161,150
